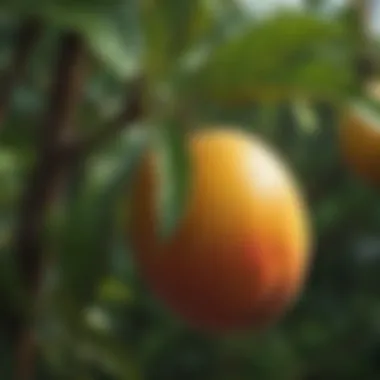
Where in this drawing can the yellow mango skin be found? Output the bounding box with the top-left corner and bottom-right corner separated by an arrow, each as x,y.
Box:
339,107 -> 380,188
129,128 -> 312,332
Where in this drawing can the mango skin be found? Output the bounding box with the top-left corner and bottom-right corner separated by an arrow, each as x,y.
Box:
129,128 -> 312,332
339,106 -> 380,188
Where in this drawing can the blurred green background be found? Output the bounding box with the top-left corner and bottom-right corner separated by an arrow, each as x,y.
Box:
1,0 -> 380,379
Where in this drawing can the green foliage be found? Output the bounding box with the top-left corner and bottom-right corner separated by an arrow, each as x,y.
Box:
57,128 -> 147,307
1,0 -> 141,79
153,120 -> 191,239
183,12 -> 354,102
1,0 -> 380,379
141,0 -> 205,78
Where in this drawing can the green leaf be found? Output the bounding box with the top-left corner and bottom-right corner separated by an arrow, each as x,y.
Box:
292,100 -> 319,134
58,128 -> 148,306
141,0 -> 206,79
5,1 -> 142,79
76,326 -> 143,380
83,17 -> 140,80
153,120 -> 191,240
182,12 -> 354,104
97,276 -> 134,304
40,304 -> 142,380
55,3 -> 140,79
157,0 -> 204,54
348,98 -> 380,126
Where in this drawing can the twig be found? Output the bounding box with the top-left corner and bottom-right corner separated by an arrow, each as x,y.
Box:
74,77 -> 144,157
12,32 -> 88,380
0,17 -> 43,128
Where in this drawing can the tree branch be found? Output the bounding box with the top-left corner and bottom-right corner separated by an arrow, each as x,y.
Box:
12,32 -> 88,380
14,33 -> 87,291
0,18 -> 43,128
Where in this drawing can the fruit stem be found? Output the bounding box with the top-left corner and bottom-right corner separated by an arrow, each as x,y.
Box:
11,31 -> 88,380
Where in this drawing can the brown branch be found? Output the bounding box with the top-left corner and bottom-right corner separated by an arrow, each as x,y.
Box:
0,17 -> 43,128
12,32 -> 88,380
